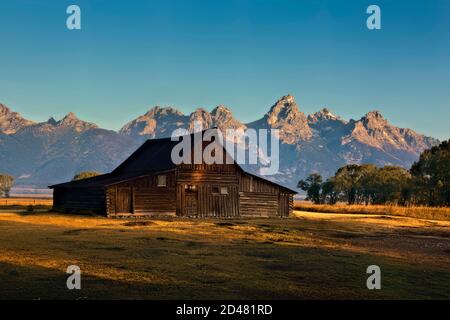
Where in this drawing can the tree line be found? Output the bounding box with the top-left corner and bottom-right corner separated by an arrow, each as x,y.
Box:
298,140 -> 450,207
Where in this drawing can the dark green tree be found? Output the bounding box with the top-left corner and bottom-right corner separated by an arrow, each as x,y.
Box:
410,140 -> 450,206
371,166 -> 411,205
321,177 -> 339,204
333,164 -> 377,204
357,164 -> 379,205
298,173 -> 323,204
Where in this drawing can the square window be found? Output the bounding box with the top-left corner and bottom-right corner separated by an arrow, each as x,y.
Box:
157,175 -> 167,187
212,186 -> 220,194
220,187 -> 228,195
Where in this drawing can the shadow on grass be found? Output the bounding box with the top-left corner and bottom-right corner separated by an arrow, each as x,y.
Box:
0,214 -> 449,300
0,261 -> 171,300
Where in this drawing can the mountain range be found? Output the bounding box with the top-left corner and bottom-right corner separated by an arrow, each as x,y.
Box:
0,96 -> 439,189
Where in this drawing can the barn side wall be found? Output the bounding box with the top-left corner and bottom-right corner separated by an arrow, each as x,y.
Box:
106,173 -> 176,216
52,170 -> 294,218
53,186 -> 106,215
176,164 -> 240,217
278,193 -> 294,217
238,172 -> 294,217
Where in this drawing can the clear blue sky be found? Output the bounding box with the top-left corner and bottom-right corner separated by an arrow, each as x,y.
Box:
0,0 -> 449,139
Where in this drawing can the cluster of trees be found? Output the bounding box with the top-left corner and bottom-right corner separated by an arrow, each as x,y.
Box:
410,140 -> 450,206
0,174 -> 15,198
298,140 -> 450,207
298,165 -> 411,205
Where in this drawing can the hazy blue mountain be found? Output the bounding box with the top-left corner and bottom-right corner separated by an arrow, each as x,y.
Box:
0,97 -> 439,188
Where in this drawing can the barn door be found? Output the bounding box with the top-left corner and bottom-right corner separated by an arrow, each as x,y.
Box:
184,190 -> 198,216
117,187 -> 133,214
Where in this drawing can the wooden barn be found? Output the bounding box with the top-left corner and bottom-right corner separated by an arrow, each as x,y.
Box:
50,131 -> 296,218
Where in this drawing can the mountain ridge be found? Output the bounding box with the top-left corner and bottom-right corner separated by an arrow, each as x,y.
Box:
0,96 -> 440,188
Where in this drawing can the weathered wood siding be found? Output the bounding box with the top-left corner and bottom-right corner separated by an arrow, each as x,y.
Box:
239,192 -> 279,217
278,192 -> 293,217
106,172 -> 176,216
238,172 -> 293,217
239,173 -> 280,194
176,164 -> 239,217
53,187 -> 106,215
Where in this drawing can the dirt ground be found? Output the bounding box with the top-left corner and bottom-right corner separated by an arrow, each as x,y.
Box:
0,211 -> 448,300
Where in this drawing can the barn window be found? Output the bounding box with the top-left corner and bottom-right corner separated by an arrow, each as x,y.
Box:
212,186 -> 220,194
157,175 -> 167,187
185,184 -> 196,191
220,187 -> 228,195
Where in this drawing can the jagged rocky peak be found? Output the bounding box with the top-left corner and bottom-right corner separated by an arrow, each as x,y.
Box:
0,103 -> 35,134
308,108 -> 343,123
399,127 -> 438,151
144,106 -> 184,118
319,108 -> 336,118
365,110 -> 384,119
119,106 -> 188,139
211,105 -> 245,131
267,95 -> 298,122
360,110 -> 388,127
60,112 -> 78,123
346,110 -> 388,142
307,108 -> 349,139
346,110 -> 397,148
57,112 -> 98,132
344,109 -> 438,153
211,105 -> 231,117
263,95 -> 313,143
0,103 -> 10,116
47,117 -> 58,126
189,108 -> 213,131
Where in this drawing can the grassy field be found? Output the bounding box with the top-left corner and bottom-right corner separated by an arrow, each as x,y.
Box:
295,202 -> 450,221
0,210 -> 449,300
0,198 -> 53,211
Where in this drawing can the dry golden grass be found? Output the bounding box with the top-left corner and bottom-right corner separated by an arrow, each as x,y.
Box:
0,210 -> 449,299
0,198 -> 53,207
294,202 -> 450,221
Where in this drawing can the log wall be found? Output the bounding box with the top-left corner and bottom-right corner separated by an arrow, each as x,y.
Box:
53,186 -> 106,215
278,192 -> 294,217
106,172 -> 176,216
54,166 -> 294,218
238,171 -> 293,217
176,164 -> 239,217
239,192 -> 279,217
